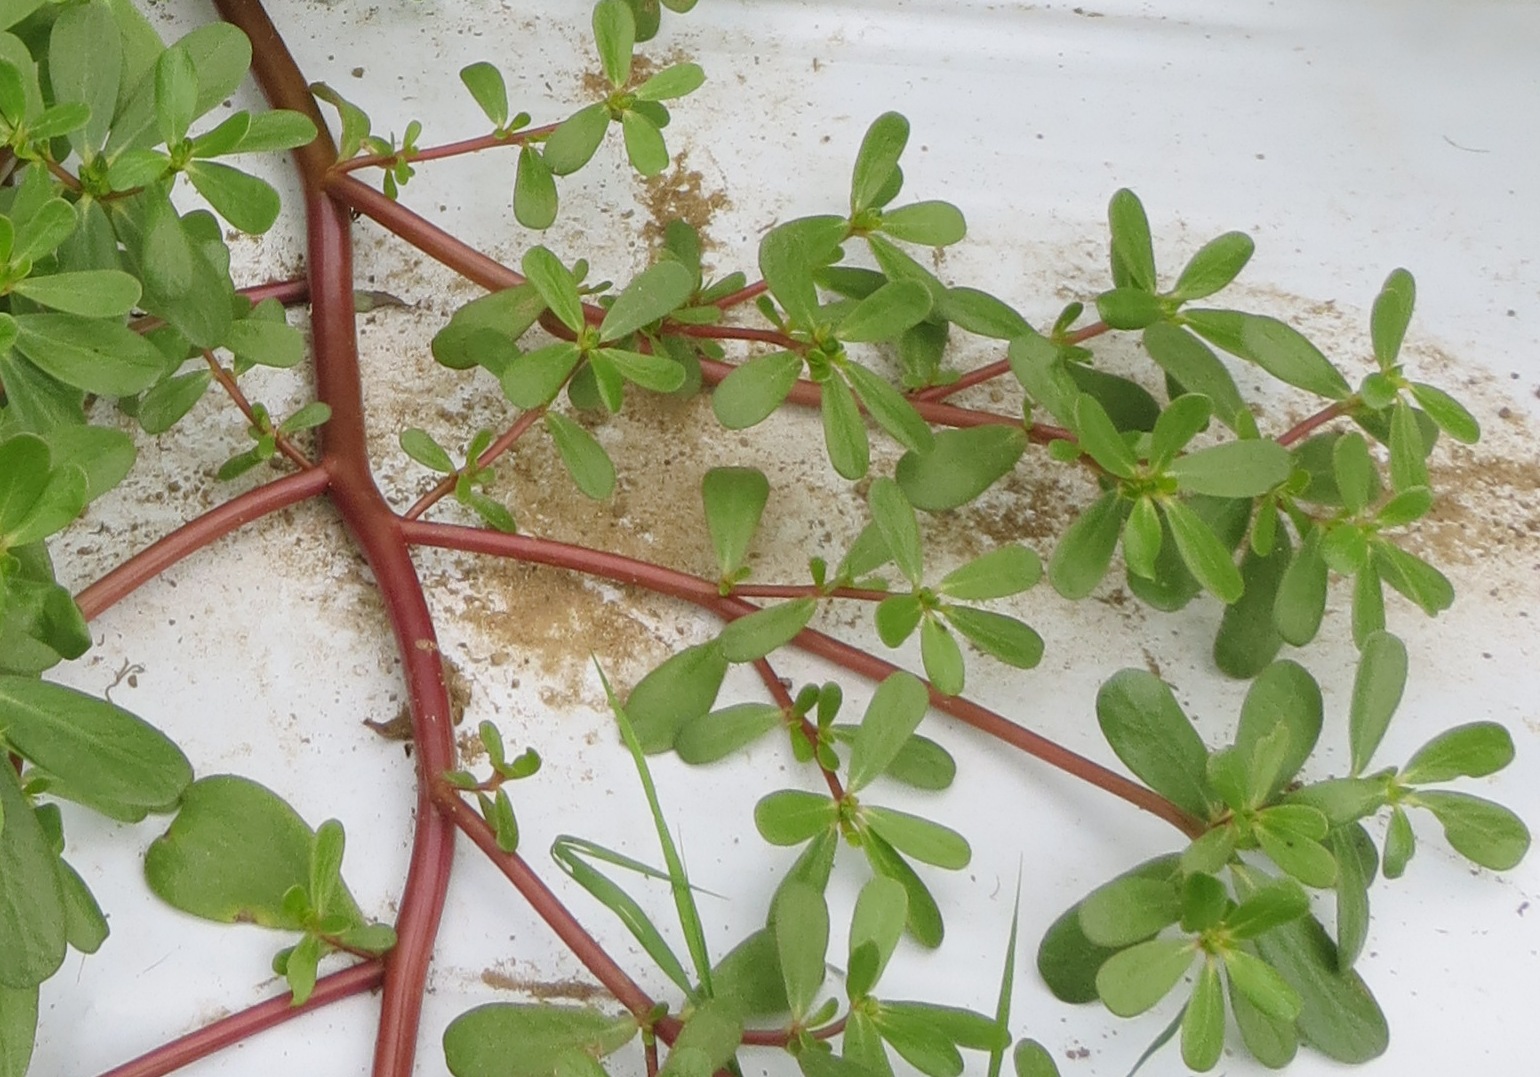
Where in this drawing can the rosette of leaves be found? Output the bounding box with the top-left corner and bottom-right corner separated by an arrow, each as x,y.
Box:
753,672 -> 970,949
0,677 -> 193,1061
1038,644 -> 1528,1069
538,0 -> 705,183
144,775 -> 397,1005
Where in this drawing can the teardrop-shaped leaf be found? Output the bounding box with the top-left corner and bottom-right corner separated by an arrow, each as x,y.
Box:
772,880 -> 828,1019
1168,439 -> 1292,498
184,161 -> 280,234
843,359 -> 934,455
634,62 -> 705,102
1222,949 -> 1301,1023
1214,534 -> 1292,678
754,789 -> 837,846
592,0 -> 636,88
1162,498 -> 1243,603
1047,491 -> 1125,599
848,671 -> 930,793
1037,855 -> 1182,1003
1274,526 -> 1327,646
895,425 -> 1025,512
850,876 -> 908,994
459,62 -> 509,129
625,642 -> 727,753
880,201 -> 966,247
514,145 -> 558,230
868,477 -> 923,585
1414,791 -> 1530,871
863,806 -> 970,870
822,373 -> 870,479
851,112 -> 909,214
13,314 -> 163,396
521,246 -> 585,333
1348,631 -> 1407,775
1233,659 -> 1321,800
943,607 -> 1043,670
542,102 -> 610,176
717,598 -> 815,663
919,617 -> 964,697
1184,310 -> 1351,400
712,350 -> 802,429
1095,938 -> 1194,1018
1072,394 -> 1137,478
0,676 -> 192,820
702,466 -> 769,576
0,765 -> 66,989
1107,188 -> 1156,293
1369,268 -> 1415,368
674,703 -> 782,764
544,412 -> 616,500
1401,722 -> 1514,785
837,280 -> 932,344
1181,960 -> 1225,1071
1171,231 -> 1254,302
862,829 -> 943,948
600,261 -> 695,342
1408,382 -> 1479,444
443,1003 -> 637,1077
144,775 -> 361,930
1078,875 -> 1181,948
1142,322 -> 1246,428
1095,669 -> 1213,819
936,545 -> 1041,601
10,271 -> 140,318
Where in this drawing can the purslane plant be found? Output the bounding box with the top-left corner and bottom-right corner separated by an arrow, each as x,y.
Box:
0,0 -> 1527,1075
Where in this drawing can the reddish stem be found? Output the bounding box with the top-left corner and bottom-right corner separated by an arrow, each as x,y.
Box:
201,350 -> 316,469
75,468 -> 330,620
333,125 -> 559,174
730,584 -> 888,602
401,520 -> 1204,837
435,792 -> 659,1017
96,962 -> 384,1077
712,279 -> 768,309
909,321 -> 1110,403
1278,398 -> 1353,447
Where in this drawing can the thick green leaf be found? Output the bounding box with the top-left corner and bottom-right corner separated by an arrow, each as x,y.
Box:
459,61 -> 508,128
1369,268 -> 1415,367
1148,394 -> 1213,468
849,876 -> 907,995
716,598 -> 815,662
1142,323 -> 1247,428
759,216 -> 843,327
621,110 -> 669,176
0,764 -> 66,989
702,466 -> 769,576
542,102 -> 610,176
514,145 -> 558,230
1401,722 -> 1514,785
657,999 -> 743,1077
600,262 -> 694,342
44,424 -> 135,502
155,46 -> 197,147
1095,938 -> 1194,1017
1171,232 -> 1254,302
1372,541 -> 1453,615
712,350 -> 802,429
1047,491 -> 1125,599
862,829 -> 943,947
712,928 -> 788,1016
1331,824 -> 1376,969
111,190 -> 233,348
1383,805 -> 1416,879
1214,533 -> 1292,678
848,671 -> 930,793
944,607 -> 1043,669
634,62 -> 705,102
1184,310 -> 1351,400
521,247 -> 585,333
144,775 -> 361,929
1072,394 -> 1137,478
1169,440 -> 1291,500
1414,791 -> 1530,871
920,617 -> 964,696
838,281 -> 932,343
773,880 -> 828,1019
1078,875 -> 1180,948
937,545 -> 1041,601
11,270 -> 140,318
936,287 -> 1029,340
625,642 -> 727,753
1225,879 -> 1310,939
544,413 -> 615,499
50,0 -> 120,158
443,1003 -> 636,1077
0,983 -> 37,1077
871,1008 -> 962,1077
1037,855 -> 1182,1003
1233,659 -> 1321,799
185,161 -> 280,234
224,315 -> 304,369
1223,948 -> 1301,1022
868,477 -> 923,585
844,1012 -> 895,1077
0,676 -> 191,820
675,703 -> 781,764
863,806 -> 970,870
230,109 -> 318,154
880,201 -> 966,247
843,360 -> 934,455
851,112 -> 909,213
592,0 -> 635,87
501,342 -> 581,409
1107,188 -> 1156,292
137,369 -> 210,434
1348,631 -> 1407,775
1408,382 -> 1478,444
1095,669 -> 1213,819
1255,817 -> 1337,889
1181,960 -> 1224,1071
399,428 -> 455,473
754,789 -> 837,846
1228,967 -> 1299,1067
895,425 -> 1025,512
1095,287 -> 1165,330
1012,1040 -> 1060,1077
822,373 -> 870,479
13,314 -> 163,396
1162,497 -> 1243,603
1273,526 -> 1327,645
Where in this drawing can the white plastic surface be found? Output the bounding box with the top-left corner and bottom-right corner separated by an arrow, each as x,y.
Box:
35,1 -> 1540,1075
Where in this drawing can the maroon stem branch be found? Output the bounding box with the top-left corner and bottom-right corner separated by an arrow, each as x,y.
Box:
201,350 -> 315,469
401,520 -> 1205,837
75,468 -> 331,620
404,406 -> 546,520
435,793 -> 660,1017
95,962 -> 384,1077
1278,398 -> 1353,447
333,124 -> 559,174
